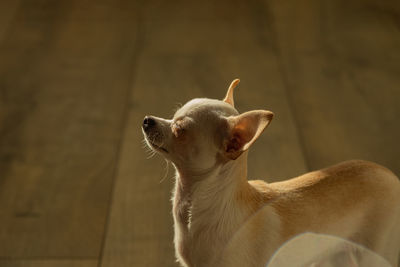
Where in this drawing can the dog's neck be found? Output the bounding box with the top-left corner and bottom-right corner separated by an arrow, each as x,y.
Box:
173,151 -> 258,237
174,152 -> 249,197
172,152 -> 267,265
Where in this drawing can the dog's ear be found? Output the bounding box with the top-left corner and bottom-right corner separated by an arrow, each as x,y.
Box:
223,79 -> 240,107
224,110 -> 273,160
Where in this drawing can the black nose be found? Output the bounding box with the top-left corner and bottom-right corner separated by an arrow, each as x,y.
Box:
143,116 -> 156,131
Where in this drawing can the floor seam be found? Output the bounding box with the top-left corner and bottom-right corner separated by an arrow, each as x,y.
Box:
96,10 -> 146,267
259,0 -> 311,172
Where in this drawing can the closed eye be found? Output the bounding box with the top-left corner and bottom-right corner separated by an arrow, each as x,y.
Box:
172,122 -> 185,137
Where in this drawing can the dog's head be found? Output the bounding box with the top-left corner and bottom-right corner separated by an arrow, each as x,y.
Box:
142,79 -> 273,172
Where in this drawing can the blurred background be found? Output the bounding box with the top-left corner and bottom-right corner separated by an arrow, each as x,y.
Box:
0,0 -> 399,266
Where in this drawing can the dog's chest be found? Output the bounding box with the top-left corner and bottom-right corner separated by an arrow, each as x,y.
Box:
172,189 -> 233,266
175,213 -> 227,266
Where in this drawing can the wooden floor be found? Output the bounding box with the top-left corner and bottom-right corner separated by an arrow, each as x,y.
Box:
0,0 -> 399,266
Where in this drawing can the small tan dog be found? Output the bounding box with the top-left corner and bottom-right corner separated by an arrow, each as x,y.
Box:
142,79 -> 400,267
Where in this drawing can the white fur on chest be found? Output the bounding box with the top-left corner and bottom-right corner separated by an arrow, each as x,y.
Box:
172,169 -> 252,266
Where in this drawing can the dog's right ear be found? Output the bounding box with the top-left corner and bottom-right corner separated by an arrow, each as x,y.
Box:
223,110 -> 273,160
223,79 -> 240,107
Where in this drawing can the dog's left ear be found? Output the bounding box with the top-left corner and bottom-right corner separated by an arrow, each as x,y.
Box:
223,79 -> 240,107
224,110 -> 273,160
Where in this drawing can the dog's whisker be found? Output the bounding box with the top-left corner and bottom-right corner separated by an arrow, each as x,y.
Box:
159,159 -> 170,184
142,143 -> 150,150
146,150 -> 157,159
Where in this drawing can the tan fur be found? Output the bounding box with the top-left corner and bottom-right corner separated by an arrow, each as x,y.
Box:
269,160 -> 400,263
142,80 -> 400,267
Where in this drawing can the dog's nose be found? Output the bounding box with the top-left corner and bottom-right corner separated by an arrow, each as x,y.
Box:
143,116 -> 156,131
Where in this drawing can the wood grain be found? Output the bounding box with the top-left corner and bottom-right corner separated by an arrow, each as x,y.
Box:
269,0 -> 400,173
0,260 -> 97,267
0,0 -> 139,258
0,0 -> 20,42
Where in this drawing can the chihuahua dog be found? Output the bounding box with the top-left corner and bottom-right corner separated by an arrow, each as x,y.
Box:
142,79 -> 400,267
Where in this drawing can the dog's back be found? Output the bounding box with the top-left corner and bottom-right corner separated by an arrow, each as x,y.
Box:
267,160 -> 400,266
219,160 -> 400,266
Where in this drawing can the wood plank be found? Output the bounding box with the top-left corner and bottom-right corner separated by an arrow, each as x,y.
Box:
100,0 -> 308,266
0,259 -> 97,267
99,107 -> 177,267
269,0 -> 400,174
0,0 -> 20,43
0,0 -> 138,258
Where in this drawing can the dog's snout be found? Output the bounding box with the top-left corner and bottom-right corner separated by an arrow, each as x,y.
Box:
143,116 -> 156,131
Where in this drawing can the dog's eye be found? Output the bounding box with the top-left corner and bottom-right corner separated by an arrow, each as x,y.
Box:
172,122 -> 185,137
